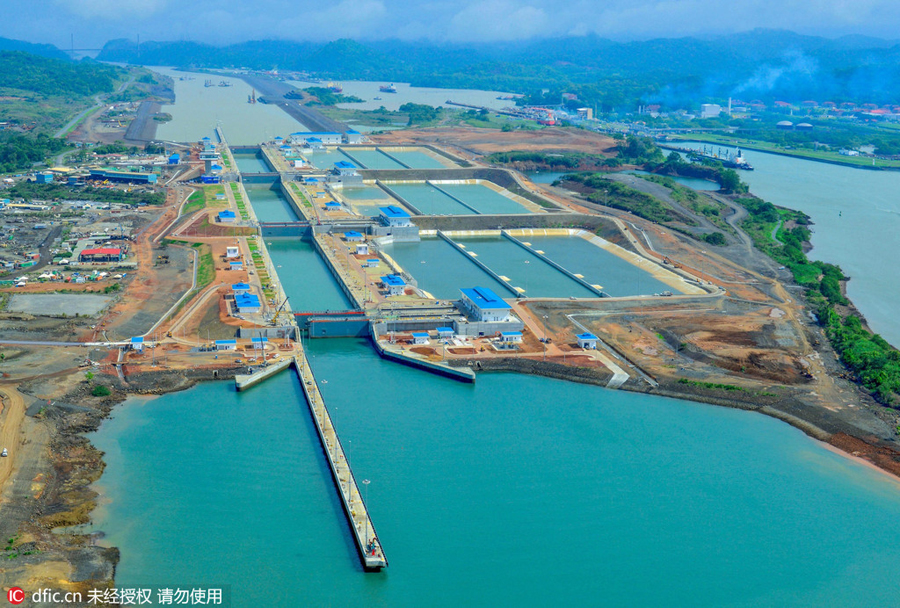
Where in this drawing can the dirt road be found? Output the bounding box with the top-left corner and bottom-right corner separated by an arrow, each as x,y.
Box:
0,387 -> 27,492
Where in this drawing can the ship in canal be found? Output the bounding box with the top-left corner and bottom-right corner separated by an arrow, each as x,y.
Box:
666,144 -> 754,170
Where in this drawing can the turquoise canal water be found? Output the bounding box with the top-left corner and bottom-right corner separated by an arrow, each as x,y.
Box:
386,150 -> 453,169
453,236 -> 597,298
265,240 -> 351,311
381,237 -> 514,299
307,149 -> 353,170
384,183 -> 476,215
526,235 -> 679,296
232,151 -> 271,174
341,149 -> 406,170
678,142 -> 900,347
439,183 -> 529,214
338,186 -> 394,217
92,339 -> 900,606
243,182 -> 299,223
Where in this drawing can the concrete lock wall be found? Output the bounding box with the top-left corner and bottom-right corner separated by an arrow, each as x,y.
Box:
308,318 -> 370,338
260,224 -> 312,237
238,326 -> 299,340
411,212 -> 618,233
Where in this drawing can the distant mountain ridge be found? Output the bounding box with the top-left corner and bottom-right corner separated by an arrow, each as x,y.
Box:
84,31 -> 900,108
0,36 -> 69,61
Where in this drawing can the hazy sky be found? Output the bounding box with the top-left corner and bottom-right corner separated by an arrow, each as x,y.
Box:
3,0 -> 899,47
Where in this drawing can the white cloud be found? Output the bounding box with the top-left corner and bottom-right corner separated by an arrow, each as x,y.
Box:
446,0 -> 553,41
54,0 -> 171,20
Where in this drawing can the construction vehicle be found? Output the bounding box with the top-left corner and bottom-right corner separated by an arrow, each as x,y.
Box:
271,297 -> 290,326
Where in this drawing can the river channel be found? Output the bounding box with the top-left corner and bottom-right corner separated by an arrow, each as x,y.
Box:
87,95 -> 900,606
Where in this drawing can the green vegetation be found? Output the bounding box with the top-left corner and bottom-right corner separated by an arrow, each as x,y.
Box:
677,378 -> 745,391
91,385 -> 111,397
91,143 -> 140,155
703,232 -> 727,246
0,134 -> 68,173
0,51 -> 122,98
4,182 -> 165,206
399,103 -> 442,126
302,86 -> 364,105
182,185 -> 226,215
737,190 -> 900,403
636,173 -> 733,233
559,173 -> 694,225
487,150 -> 615,170
182,191 -> 205,215
194,243 -> 215,289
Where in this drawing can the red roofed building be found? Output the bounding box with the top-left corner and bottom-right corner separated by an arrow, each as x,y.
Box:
79,247 -> 122,262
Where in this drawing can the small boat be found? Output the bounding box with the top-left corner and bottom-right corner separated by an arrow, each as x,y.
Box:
379,84 -> 397,93
1,448 -> 7,457
373,96 -> 382,101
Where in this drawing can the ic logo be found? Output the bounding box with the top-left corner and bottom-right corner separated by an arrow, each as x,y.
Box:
6,587 -> 24,604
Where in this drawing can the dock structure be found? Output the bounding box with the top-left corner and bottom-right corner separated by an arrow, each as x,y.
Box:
292,355 -> 388,571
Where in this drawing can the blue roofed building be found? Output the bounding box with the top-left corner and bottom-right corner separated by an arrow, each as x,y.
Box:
231,283 -> 251,294
130,336 -> 145,352
411,332 -> 429,345
218,209 -> 236,223
344,231 -> 363,242
577,333 -> 599,349
379,206 -> 412,227
235,293 -> 261,314
459,287 -> 512,322
215,339 -> 237,351
381,274 -> 406,296
334,161 -> 358,176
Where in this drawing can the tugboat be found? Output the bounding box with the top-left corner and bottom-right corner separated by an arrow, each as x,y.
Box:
379,83 -> 397,93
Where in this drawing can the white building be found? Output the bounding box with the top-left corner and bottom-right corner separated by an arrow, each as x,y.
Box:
225,246 -> 240,259
344,231 -> 364,242
577,332 -> 599,349
302,132 -> 342,145
356,243 -> 370,256
459,287 -> 511,322
381,274 -> 406,296
700,104 -> 722,119
411,332 -> 429,345
215,339 -> 237,351
379,206 -> 412,227
437,327 -> 454,340
499,331 -> 522,343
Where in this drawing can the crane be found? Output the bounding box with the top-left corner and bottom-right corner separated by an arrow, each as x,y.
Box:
271,297 -> 290,326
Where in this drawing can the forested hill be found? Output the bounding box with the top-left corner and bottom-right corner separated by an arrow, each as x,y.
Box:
98,30 -> 900,109
0,36 -> 68,60
0,51 -> 123,97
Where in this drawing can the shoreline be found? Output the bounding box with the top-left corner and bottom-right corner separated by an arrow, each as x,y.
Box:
666,138 -> 900,172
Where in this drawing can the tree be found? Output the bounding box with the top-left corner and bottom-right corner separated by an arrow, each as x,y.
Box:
718,169 -> 744,193
704,232 -> 727,246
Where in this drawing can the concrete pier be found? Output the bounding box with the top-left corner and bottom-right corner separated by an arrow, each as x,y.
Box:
292,356 -> 388,571
234,357 -> 293,391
